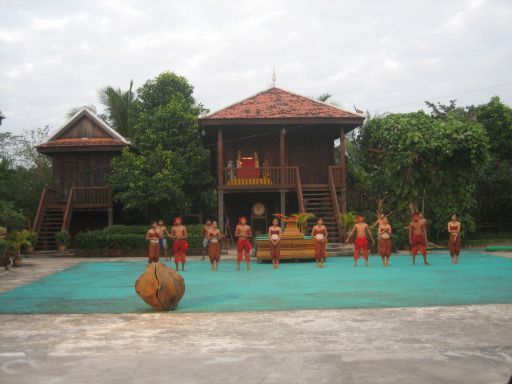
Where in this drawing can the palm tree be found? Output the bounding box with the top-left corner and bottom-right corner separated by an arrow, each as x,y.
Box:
317,93 -> 340,106
98,80 -> 136,139
317,93 -> 333,103
66,104 -> 102,119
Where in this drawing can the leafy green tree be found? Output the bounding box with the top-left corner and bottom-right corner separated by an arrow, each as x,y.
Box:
473,97 -> 512,227
348,111 -> 490,241
0,127 -> 52,226
0,200 -> 26,231
109,71 -> 215,221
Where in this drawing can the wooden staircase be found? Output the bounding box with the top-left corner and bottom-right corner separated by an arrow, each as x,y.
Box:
302,186 -> 340,242
38,207 -> 64,250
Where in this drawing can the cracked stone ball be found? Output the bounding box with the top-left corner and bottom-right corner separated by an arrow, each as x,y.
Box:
135,263 -> 185,311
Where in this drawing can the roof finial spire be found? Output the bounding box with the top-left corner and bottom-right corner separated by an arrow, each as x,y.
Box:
271,67 -> 276,87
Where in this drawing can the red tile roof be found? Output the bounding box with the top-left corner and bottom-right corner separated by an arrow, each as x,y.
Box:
37,138 -> 127,149
203,87 -> 362,120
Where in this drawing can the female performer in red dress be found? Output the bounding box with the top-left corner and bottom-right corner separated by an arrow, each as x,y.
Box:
448,213 -> 461,264
312,218 -> 328,268
378,216 -> 392,266
268,218 -> 282,269
146,222 -> 161,264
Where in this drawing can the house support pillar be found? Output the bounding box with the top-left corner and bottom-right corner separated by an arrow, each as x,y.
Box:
218,190 -> 224,238
108,208 -> 113,226
217,128 -> 224,186
280,190 -> 286,229
339,126 -> 347,214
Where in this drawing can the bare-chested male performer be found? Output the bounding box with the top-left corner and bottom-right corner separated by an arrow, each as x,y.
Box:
157,219 -> 170,261
346,215 -> 374,267
207,221 -> 222,271
171,217 -> 188,271
235,217 -> 252,271
201,220 -> 212,261
409,212 -> 430,265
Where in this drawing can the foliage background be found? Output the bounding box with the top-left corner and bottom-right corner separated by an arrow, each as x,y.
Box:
74,224 -> 205,249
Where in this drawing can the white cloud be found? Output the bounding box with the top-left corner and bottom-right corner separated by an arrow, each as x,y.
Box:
0,0 -> 510,133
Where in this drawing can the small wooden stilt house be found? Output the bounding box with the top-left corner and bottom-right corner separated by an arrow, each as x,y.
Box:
34,108 -> 130,249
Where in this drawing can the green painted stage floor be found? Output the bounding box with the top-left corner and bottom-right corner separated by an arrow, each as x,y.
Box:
0,251 -> 511,314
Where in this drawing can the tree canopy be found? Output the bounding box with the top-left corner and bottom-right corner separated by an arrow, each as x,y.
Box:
109,72 -> 215,221
347,109 -> 490,240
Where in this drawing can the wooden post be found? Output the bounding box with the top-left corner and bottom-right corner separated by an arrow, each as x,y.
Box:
108,208 -> 113,226
218,190 -> 224,239
280,191 -> 286,229
339,126 -> 347,213
217,128 -> 224,186
280,128 -> 285,183
280,128 -> 286,166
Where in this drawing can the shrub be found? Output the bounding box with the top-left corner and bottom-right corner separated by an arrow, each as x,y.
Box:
74,224 -> 205,250
101,225 -> 149,235
0,200 -> 25,231
0,239 -> 8,256
6,230 -> 31,257
26,231 -> 37,248
55,230 -> 70,246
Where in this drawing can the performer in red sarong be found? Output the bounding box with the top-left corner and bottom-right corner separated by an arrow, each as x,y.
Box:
409,212 -> 430,265
269,218 -> 282,269
171,217 -> 188,271
201,220 -> 212,261
157,219 -> 170,261
447,213 -> 461,264
378,215 -> 392,266
235,217 -> 252,271
312,218 -> 328,268
346,215 -> 374,267
207,221 -> 222,271
146,222 -> 161,264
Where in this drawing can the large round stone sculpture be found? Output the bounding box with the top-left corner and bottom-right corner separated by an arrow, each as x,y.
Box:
135,263 -> 185,311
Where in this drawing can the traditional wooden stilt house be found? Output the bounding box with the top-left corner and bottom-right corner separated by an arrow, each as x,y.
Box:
199,86 -> 364,241
34,108 -> 130,249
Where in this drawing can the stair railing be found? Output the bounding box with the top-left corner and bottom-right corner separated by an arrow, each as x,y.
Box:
328,166 -> 344,241
33,187 -> 49,234
61,187 -> 76,231
294,167 -> 305,213
33,187 -> 58,234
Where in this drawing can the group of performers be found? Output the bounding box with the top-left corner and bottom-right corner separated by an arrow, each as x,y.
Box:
146,212 -> 462,270
345,212 -> 462,266
146,217 -> 188,271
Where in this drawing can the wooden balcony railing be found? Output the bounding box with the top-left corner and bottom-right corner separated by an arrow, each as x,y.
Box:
33,187 -> 57,233
221,166 -> 299,188
62,187 -> 112,231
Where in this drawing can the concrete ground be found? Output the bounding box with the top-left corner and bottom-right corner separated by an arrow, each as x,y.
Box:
0,256 -> 511,384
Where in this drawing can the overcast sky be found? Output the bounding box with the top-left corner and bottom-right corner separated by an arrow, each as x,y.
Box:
1,0 -> 511,135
